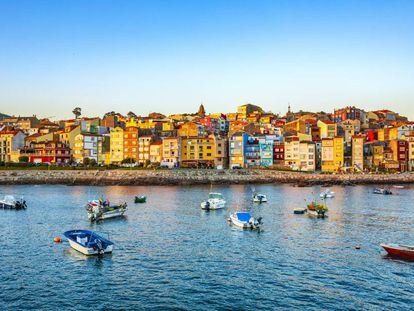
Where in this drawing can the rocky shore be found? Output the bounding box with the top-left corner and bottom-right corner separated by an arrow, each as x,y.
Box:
0,169 -> 413,186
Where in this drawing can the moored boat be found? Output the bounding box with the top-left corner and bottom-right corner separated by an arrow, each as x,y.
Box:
307,201 -> 328,218
228,212 -> 262,230
0,196 -> 27,209
135,195 -> 146,203
86,199 -> 127,221
293,208 -> 307,214
373,188 -> 392,195
319,189 -> 335,199
201,192 -> 226,210
381,243 -> 414,260
64,229 -> 114,256
252,193 -> 268,203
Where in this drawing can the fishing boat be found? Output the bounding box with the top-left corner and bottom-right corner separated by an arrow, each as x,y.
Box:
307,201 -> 328,218
228,212 -> 262,230
381,243 -> 414,260
319,189 -> 335,199
200,192 -> 226,210
373,188 -> 393,195
252,193 -> 268,203
86,199 -> 127,222
135,195 -> 146,203
393,185 -> 405,189
63,229 -> 114,256
0,195 -> 27,209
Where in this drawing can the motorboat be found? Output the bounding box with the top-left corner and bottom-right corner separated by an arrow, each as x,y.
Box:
228,212 -> 262,230
319,189 -> 335,199
373,188 -> 392,195
86,199 -> 127,222
135,195 -> 146,203
0,195 -> 27,209
64,229 -> 114,256
252,193 -> 268,203
393,185 -> 405,189
201,192 -> 226,210
381,243 -> 414,260
307,201 -> 328,218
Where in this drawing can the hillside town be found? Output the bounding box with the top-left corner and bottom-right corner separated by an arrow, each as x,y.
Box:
0,104 -> 413,173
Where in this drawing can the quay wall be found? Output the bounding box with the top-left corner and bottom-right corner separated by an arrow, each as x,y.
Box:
0,169 -> 414,186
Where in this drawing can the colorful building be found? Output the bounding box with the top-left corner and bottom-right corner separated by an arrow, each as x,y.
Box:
123,126 -> 139,162
317,120 -> 337,138
0,129 -> 26,162
321,137 -> 344,172
229,132 -> 247,169
109,127 -> 124,164
351,135 -> 364,172
161,137 -> 180,168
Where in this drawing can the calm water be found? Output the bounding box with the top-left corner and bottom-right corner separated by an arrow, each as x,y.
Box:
1,184 -> 414,310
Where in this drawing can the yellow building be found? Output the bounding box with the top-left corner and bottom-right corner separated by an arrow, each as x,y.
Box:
59,125 -> 81,150
229,133 -> 245,169
109,127 -> 124,164
351,135 -> 364,171
284,136 -> 300,170
161,137 -> 180,168
73,133 -> 103,164
285,119 -> 307,134
178,122 -> 203,137
317,120 -> 337,138
181,136 -> 216,167
0,130 -> 26,162
321,137 -> 344,172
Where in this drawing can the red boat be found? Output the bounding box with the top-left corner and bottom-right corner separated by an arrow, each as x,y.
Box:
381,243 -> 414,260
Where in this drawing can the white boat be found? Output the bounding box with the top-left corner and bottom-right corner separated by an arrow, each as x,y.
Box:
201,192 -> 226,210
252,193 -> 268,203
228,212 -> 262,230
0,195 -> 27,209
86,199 -> 127,221
373,188 -> 392,195
307,209 -> 328,218
64,230 -> 114,256
319,189 -> 335,199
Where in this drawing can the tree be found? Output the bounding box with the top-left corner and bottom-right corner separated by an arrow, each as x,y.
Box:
18,156 -> 29,163
72,107 -> 82,119
121,158 -> 136,164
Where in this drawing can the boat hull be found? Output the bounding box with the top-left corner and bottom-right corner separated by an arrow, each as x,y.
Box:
67,239 -> 113,256
88,207 -> 127,221
381,244 -> 414,260
308,209 -> 328,218
228,214 -> 260,230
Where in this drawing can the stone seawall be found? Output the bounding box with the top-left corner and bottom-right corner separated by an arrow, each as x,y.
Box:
0,169 -> 414,186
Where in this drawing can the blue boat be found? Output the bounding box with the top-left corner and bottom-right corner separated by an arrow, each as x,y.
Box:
63,230 -> 114,256
228,212 -> 262,230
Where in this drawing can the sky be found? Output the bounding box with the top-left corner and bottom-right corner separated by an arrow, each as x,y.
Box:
0,0 -> 413,119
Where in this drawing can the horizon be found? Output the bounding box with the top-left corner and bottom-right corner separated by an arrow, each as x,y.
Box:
1,0 -> 413,119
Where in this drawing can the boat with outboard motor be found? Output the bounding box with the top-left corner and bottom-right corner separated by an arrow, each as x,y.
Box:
0,195 -> 27,209
201,192 -> 226,210
252,193 -> 268,203
307,201 -> 328,218
64,229 -> 114,256
381,243 -> 414,260
228,212 -> 262,230
373,188 -> 392,195
86,199 -> 127,221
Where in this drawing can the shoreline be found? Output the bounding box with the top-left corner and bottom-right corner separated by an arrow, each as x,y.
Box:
0,169 -> 413,186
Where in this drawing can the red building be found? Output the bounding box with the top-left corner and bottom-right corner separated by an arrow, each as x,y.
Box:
390,140 -> 408,172
21,141 -> 71,164
273,141 -> 284,165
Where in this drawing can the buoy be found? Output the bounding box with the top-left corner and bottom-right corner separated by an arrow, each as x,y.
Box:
355,246 -> 361,250
54,237 -> 62,243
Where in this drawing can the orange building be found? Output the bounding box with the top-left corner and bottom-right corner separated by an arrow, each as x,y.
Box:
123,126 -> 139,161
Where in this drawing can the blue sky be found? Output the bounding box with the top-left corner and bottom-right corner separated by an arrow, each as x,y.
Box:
0,0 -> 413,119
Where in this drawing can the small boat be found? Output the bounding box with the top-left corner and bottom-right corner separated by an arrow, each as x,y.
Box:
293,208 -> 307,214
201,192 -> 226,210
0,195 -> 27,209
307,201 -> 328,218
319,189 -> 335,199
86,199 -> 127,222
135,195 -> 146,203
228,212 -> 262,230
252,193 -> 268,203
64,230 -> 114,256
373,188 -> 392,195
381,243 -> 414,260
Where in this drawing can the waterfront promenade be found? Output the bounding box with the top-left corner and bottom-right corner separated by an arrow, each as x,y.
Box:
0,169 -> 413,186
